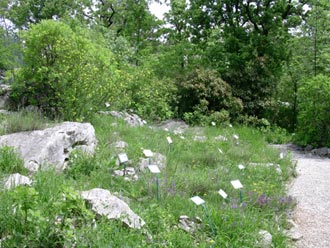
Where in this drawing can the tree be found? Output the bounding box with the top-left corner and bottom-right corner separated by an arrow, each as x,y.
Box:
11,20 -> 120,121
166,0 -> 307,117
5,0 -> 81,29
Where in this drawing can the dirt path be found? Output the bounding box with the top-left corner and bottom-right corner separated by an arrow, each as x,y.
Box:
287,148 -> 330,248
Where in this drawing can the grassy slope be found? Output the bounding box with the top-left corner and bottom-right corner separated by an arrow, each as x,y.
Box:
0,114 -> 295,247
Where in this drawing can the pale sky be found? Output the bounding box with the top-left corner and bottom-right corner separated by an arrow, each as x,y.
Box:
149,2 -> 170,20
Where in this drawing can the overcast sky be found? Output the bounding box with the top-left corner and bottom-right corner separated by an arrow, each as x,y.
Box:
149,2 -> 170,20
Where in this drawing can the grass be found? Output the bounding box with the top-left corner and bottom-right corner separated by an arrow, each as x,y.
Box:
0,114 -> 295,247
0,110 -> 56,135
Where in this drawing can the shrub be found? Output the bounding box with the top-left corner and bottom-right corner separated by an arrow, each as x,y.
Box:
295,75 -> 330,147
125,67 -> 176,121
10,20 -> 119,121
176,68 -> 243,124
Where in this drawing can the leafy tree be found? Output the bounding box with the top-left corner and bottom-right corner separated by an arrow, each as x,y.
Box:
4,0 -> 85,29
295,75 -> 330,147
176,68 -> 243,123
11,20 -> 120,121
274,0 -> 330,131
166,0 -> 307,117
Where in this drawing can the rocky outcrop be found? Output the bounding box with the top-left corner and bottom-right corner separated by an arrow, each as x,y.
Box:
81,188 -> 145,229
138,152 -> 167,172
311,147 -> 330,157
4,173 -> 32,189
157,120 -> 189,135
0,122 -> 97,172
99,111 -> 146,127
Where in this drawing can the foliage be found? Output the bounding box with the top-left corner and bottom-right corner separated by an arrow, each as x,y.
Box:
10,20 -> 120,121
0,27 -> 22,71
177,68 -> 243,124
295,75 -> 330,147
5,0 -> 79,29
0,173 -> 95,247
0,146 -> 27,175
170,0 -> 307,117
125,67 -> 176,121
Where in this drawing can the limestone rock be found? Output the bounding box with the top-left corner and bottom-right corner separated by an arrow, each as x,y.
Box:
99,111 -> 146,127
311,147 -> 330,157
285,228 -> 303,241
193,135 -> 207,142
0,122 -> 97,172
4,173 -> 32,189
157,120 -> 189,135
81,188 -> 145,229
258,230 -> 272,248
178,215 -> 202,233
112,167 -> 138,181
214,135 -> 228,142
138,152 -> 166,172
112,141 -> 128,151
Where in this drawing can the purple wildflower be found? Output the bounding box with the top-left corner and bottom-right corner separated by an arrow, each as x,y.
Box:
257,194 -> 270,207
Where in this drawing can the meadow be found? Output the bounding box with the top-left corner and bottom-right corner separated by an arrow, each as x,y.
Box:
0,113 -> 295,247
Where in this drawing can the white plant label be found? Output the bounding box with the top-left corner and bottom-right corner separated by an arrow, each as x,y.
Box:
105,102 -> 110,108
233,134 -> 239,140
190,196 -> 205,206
211,121 -> 216,126
143,149 -> 153,157
231,180 -> 243,189
180,136 -> 185,140
238,164 -> 245,170
167,136 -> 173,144
280,152 -> 284,159
218,189 -> 228,199
218,148 -> 223,154
148,165 -> 161,174
118,153 -> 128,164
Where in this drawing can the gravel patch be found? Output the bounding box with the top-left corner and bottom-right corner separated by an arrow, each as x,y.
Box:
288,150 -> 330,248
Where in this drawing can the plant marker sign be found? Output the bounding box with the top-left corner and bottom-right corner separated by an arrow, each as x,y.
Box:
143,149 -> 153,158
148,165 -> 161,174
190,196 -> 216,239
233,134 -> 239,140
211,121 -> 216,126
218,148 -> 224,154
238,164 -> 245,170
231,180 -> 244,202
167,136 -> 173,144
143,149 -> 153,165
148,165 -> 161,200
118,153 -> 128,164
190,196 -> 205,206
218,189 -> 228,199
231,180 -> 243,189
118,153 -> 129,176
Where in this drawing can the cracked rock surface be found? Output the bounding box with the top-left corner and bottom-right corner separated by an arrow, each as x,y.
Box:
0,122 -> 97,172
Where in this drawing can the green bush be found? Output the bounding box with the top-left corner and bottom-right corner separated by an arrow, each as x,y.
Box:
10,20 -> 120,121
295,75 -> 330,147
125,67 -> 176,121
177,68 -> 243,124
